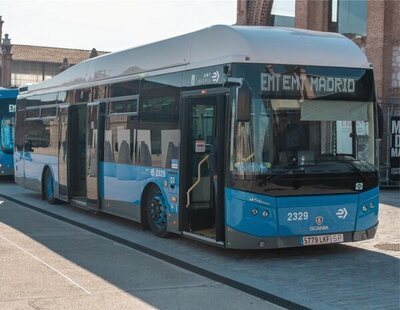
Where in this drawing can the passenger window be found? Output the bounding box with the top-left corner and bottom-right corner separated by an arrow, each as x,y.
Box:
110,98 -> 138,114
41,107 -> 57,118
26,108 -> 40,119
104,114 -> 138,165
24,119 -> 50,149
110,80 -> 140,98
139,74 -> 180,168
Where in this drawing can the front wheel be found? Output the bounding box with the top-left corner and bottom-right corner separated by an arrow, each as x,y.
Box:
44,168 -> 57,204
146,186 -> 169,238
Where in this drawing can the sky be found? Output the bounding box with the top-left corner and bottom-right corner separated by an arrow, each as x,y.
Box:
0,0 -> 238,52
0,0 -> 297,53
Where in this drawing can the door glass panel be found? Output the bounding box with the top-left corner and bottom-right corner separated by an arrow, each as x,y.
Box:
186,100 -> 216,234
192,104 -> 215,180
69,105 -> 87,197
87,104 -> 98,204
58,108 -> 68,196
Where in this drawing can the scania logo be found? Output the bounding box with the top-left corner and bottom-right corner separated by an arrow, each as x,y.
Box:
315,216 -> 324,225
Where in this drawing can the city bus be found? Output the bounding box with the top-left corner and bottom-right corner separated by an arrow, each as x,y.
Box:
0,87 -> 17,176
14,25 -> 379,249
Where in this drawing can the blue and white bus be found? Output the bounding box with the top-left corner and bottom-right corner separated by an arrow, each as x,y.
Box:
15,25 -> 379,249
0,87 -> 17,176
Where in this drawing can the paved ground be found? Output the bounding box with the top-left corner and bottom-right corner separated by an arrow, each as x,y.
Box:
0,196 -> 281,310
0,179 -> 399,309
351,189 -> 400,254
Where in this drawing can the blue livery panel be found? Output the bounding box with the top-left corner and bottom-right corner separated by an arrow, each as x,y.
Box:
100,161 -> 179,215
355,187 -> 379,231
0,151 -> 13,175
225,187 -> 379,238
225,189 -> 277,237
276,194 -> 357,236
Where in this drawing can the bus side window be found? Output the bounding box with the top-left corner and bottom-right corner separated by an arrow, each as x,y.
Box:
139,75 -> 180,168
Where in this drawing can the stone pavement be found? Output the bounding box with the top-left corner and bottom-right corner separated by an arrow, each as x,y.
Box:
348,188 -> 400,255
0,179 -> 399,309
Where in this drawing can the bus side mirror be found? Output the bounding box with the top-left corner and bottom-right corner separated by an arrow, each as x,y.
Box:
236,82 -> 252,122
377,103 -> 383,140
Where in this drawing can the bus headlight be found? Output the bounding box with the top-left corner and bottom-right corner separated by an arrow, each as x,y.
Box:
362,205 -> 368,212
369,202 -> 375,209
262,210 -> 269,218
251,208 -> 258,216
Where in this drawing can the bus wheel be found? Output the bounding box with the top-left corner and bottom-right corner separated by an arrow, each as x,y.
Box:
44,168 -> 57,204
146,186 -> 169,238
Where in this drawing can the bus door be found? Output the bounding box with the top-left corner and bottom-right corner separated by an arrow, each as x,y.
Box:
58,105 -> 69,200
68,104 -> 88,205
180,89 -> 228,243
86,102 -> 105,211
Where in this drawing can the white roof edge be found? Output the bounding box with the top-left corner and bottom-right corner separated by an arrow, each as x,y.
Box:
25,25 -> 371,94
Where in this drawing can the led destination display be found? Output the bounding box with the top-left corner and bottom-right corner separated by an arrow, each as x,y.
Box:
258,65 -> 374,101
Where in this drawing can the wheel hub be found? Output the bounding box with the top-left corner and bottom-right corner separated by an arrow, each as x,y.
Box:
150,194 -> 166,228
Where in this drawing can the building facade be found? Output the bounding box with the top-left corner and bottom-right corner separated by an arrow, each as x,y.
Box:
237,0 -> 400,186
0,17 -> 107,89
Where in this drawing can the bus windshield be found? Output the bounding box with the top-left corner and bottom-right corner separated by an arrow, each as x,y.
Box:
232,98 -> 375,171
229,64 -> 378,195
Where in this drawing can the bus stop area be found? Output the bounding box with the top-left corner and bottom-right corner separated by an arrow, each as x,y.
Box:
0,191 -> 277,310
0,179 -> 399,310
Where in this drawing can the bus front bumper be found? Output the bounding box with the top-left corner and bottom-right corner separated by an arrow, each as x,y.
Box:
224,223 -> 378,249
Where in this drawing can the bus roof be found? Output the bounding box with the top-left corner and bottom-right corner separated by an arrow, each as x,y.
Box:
24,25 -> 371,94
0,88 -> 18,99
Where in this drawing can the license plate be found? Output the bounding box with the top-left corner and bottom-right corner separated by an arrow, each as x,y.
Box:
302,234 -> 344,246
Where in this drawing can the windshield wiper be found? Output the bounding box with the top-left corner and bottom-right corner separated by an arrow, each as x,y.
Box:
316,153 -> 375,183
324,158 -> 374,184
256,165 -> 305,186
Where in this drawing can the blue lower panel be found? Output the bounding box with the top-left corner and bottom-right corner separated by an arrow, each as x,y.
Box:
356,187 -> 379,231
225,189 -> 278,237
276,194 -> 358,236
225,187 -> 379,238
0,151 -> 14,175
100,162 -> 179,214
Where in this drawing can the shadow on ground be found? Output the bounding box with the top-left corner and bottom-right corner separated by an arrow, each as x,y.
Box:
0,178 -> 399,309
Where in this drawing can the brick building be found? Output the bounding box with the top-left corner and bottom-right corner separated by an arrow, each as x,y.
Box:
0,16 -> 108,89
237,0 -> 400,186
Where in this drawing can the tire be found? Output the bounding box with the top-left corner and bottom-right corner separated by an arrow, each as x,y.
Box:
44,168 -> 57,204
146,185 -> 169,238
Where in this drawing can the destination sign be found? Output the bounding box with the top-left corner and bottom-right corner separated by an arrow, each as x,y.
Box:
261,73 -> 356,94
256,65 -> 374,101
0,99 -> 16,114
